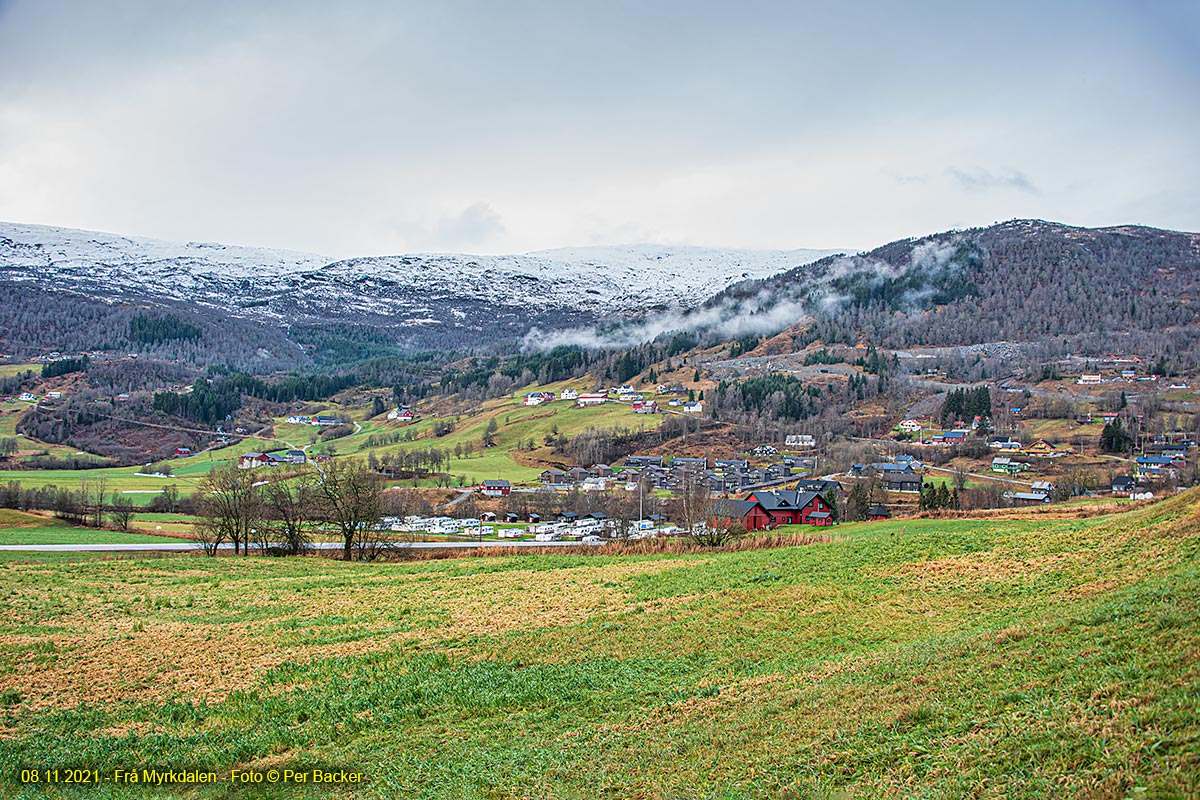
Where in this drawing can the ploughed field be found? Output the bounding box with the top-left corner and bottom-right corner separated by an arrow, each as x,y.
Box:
1,494 -> 1198,798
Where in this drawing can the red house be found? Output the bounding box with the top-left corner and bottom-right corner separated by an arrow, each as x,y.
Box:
712,490 -> 836,530
867,504 -> 891,521
480,479 -> 511,497
746,490 -> 834,527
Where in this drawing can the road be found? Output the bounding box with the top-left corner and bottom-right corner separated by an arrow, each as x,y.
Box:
0,539 -> 607,553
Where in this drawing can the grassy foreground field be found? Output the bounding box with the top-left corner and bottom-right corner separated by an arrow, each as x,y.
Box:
0,510 -> 182,546
1,494 -> 1198,798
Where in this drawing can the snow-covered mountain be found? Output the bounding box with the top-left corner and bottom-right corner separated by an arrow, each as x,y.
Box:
0,222 -> 844,353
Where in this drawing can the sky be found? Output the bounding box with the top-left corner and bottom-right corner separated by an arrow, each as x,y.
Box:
0,0 -> 1197,257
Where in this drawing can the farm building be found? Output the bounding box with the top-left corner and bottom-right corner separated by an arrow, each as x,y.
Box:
480,479 -> 511,497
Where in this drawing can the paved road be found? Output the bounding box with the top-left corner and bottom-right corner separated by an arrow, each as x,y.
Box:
0,539 -> 607,553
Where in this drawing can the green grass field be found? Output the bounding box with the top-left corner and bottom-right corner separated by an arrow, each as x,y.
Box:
0,509 -> 183,546
0,492 -> 1197,797
0,391 -> 662,501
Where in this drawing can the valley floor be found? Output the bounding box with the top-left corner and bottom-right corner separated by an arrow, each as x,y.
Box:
0,494 -> 1198,798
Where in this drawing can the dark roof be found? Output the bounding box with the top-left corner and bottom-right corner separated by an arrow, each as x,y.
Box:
796,479 -> 840,494
482,479 -> 510,487
711,499 -> 758,519
751,490 -> 822,511
867,504 -> 890,517
808,511 -> 831,519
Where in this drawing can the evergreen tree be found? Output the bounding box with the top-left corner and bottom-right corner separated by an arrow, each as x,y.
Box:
845,483 -> 869,522
1100,419 -> 1131,453
822,490 -> 839,522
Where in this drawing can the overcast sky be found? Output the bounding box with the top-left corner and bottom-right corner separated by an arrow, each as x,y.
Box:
1,0 -> 1197,257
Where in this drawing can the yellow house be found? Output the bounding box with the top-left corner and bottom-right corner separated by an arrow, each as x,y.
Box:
1024,439 -> 1072,457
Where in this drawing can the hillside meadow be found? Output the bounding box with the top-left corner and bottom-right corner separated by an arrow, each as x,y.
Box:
0,492 -> 1197,798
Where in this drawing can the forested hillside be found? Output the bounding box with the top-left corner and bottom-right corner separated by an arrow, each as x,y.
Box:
715,219 -> 1200,348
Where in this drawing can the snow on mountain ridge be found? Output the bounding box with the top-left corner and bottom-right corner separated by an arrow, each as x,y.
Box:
0,222 -> 845,349
0,221 -> 328,276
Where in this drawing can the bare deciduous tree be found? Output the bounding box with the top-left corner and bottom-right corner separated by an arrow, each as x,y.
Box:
196,465 -> 263,556
314,459 -> 385,561
109,491 -> 135,531
263,478 -> 311,555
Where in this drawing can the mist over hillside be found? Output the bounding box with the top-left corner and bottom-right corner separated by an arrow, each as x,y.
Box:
532,220 -> 1200,352
0,222 -> 840,366
2,219 -> 1197,370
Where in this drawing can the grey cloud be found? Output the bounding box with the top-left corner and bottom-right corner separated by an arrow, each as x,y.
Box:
947,167 -> 1039,195
430,202 -> 506,249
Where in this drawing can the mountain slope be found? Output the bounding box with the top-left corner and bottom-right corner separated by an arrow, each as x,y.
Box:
0,222 -> 842,360
696,219 -> 1200,348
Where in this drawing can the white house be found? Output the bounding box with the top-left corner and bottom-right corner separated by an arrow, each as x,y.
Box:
898,419 -> 923,433
560,388 -> 579,400
577,393 -> 608,407
682,401 -> 703,414
1077,374 -> 1103,385
785,434 -> 817,447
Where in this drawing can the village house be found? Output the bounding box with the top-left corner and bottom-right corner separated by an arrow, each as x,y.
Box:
576,393 -> 608,407
1012,491 -> 1051,504
883,473 -> 923,493
523,391 -> 555,406
632,400 -> 659,414
712,489 -> 835,530
174,447 -> 192,457
480,479 -> 512,497
682,401 -> 703,414
897,419 -> 923,433
1024,439 -> 1070,458
285,449 -> 306,464
867,504 -> 891,521
626,455 -> 663,469
1135,455 -> 1179,480
314,415 -> 343,427
540,469 -> 568,486
1111,475 -> 1138,494
387,407 -> 417,421
785,434 -> 817,448
1077,373 -> 1103,385
795,478 -> 843,499
560,388 -> 579,400
238,452 -> 272,469
991,456 -> 1029,475
614,468 -> 640,483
